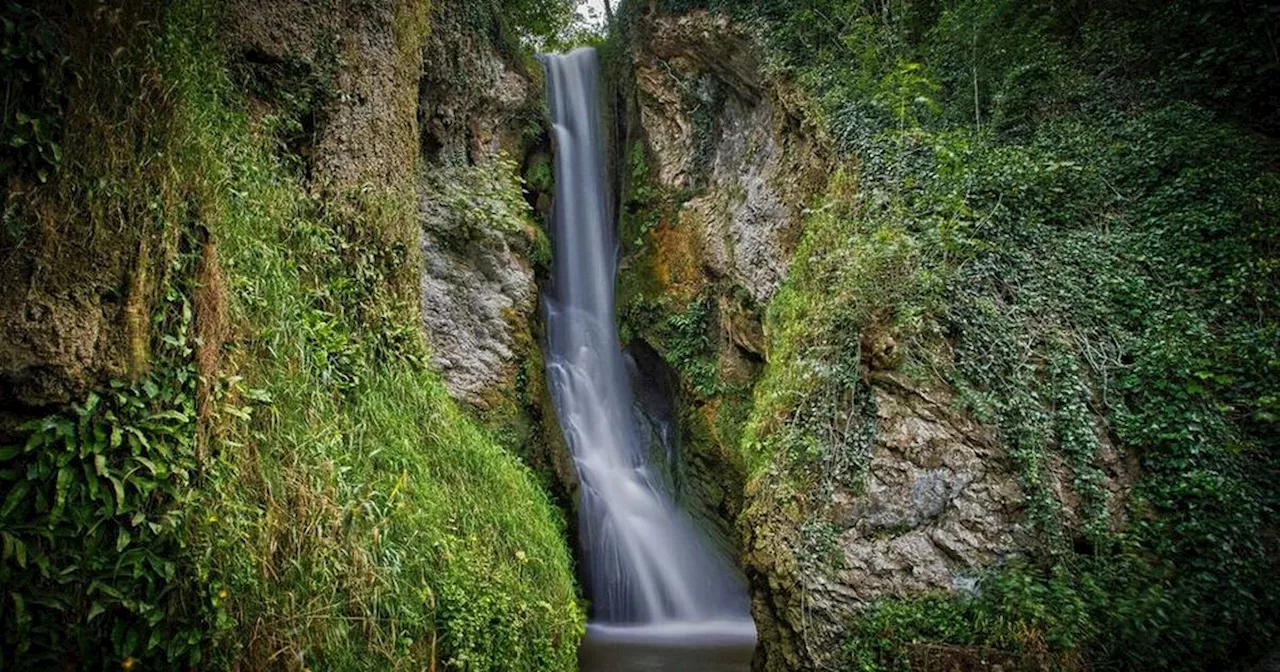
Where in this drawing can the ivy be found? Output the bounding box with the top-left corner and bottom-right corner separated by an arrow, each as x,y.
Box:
717,0 -> 1279,668
0,254 -> 214,669
0,1 -> 68,190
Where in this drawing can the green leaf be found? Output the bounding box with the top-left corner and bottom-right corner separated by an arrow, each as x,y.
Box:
1,481 -> 30,519
148,410 -> 189,423
106,474 -> 126,512
82,462 -> 100,500
51,465 -> 73,522
133,456 -> 159,476
116,527 -> 131,552
124,426 -> 151,450
23,428 -> 47,453
88,580 -> 123,600
10,592 -> 26,622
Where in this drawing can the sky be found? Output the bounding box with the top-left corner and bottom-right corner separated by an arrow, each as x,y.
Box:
575,0 -> 609,29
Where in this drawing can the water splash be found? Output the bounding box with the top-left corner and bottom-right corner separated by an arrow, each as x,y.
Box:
540,47 -> 752,626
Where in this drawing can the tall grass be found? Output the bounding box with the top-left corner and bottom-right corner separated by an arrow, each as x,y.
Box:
163,0 -> 585,667
0,0 -> 583,668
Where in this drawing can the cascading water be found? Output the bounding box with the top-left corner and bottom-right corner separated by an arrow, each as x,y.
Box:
540,47 -> 754,641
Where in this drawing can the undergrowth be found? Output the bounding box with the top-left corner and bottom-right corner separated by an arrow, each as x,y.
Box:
2,0 -> 583,669
655,0 -> 1279,668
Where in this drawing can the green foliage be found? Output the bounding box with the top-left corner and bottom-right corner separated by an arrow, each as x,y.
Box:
839,558 -> 1106,669
194,18 -> 584,672
455,0 -> 581,53
744,169 -> 933,488
0,2 -> 220,667
724,0 -> 1279,668
620,140 -> 667,250
622,296 -> 721,398
503,0 -> 578,44
0,264 -> 215,670
425,155 -> 539,244
524,153 -> 554,194
424,154 -> 551,270
0,1 -> 67,189
2,0 -> 584,668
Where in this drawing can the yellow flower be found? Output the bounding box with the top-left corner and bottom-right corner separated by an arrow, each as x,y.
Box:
207,514 -> 218,523
217,589 -> 229,600
121,657 -> 137,671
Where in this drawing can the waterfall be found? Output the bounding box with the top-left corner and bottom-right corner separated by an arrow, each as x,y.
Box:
540,48 -> 752,627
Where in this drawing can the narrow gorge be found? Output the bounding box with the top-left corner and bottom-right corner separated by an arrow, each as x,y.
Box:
0,1 -> 1276,671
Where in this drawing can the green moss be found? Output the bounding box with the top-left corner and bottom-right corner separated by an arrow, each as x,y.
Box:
743,168 -> 924,486
524,152 -> 554,194
618,139 -> 666,253
724,0 -> 1279,668
1,1 -> 584,669
201,12 -> 584,670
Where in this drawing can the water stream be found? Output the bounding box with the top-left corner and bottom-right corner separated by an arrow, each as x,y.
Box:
540,48 -> 756,669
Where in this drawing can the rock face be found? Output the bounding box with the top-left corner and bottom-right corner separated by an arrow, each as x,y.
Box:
0,226 -> 167,422
745,368 -> 1136,671
616,10 -> 1141,672
223,0 -> 423,189
224,0 -> 545,413
420,6 -> 535,166
630,11 -> 828,306
418,175 -> 538,409
744,373 -> 1029,671
416,4 -> 544,411
838,373 -> 1026,602
615,9 -> 838,628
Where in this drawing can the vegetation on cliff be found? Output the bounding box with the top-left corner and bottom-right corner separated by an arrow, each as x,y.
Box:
674,0 -> 1278,668
0,0 -> 583,669
613,0 -> 1279,669
4,0 -> 1276,669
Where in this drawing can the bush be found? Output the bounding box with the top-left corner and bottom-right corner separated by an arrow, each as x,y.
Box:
1,0 -> 585,668
727,0 -> 1280,668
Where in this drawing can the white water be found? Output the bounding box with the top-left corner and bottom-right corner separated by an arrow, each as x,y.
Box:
540,48 -> 754,628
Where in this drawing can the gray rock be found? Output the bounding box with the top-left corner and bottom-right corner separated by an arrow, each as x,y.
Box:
415,2 -> 541,408
632,12 -> 829,305
418,183 -> 536,409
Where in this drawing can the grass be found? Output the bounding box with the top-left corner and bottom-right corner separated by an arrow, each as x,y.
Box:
625,0 -> 1279,669
183,1 -> 585,666
1,0 -> 584,668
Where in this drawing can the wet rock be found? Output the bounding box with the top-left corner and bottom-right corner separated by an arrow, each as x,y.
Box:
631,11 -> 828,306
418,208 -> 536,409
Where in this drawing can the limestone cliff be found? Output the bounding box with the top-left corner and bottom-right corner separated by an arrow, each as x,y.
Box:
0,1 -> 585,667
612,9 -> 830,557
417,4 -> 540,410
414,1 -> 573,498
614,8 -> 1145,671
